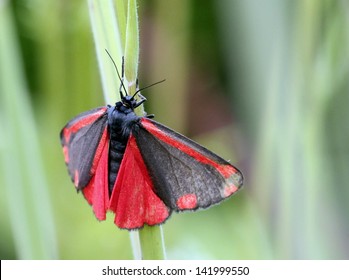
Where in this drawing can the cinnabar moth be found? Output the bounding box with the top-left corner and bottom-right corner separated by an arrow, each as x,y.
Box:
60,57 -> 243,230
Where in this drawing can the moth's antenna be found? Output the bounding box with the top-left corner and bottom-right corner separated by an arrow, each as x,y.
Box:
132,79 -> 166,98
105,49 -> 128,98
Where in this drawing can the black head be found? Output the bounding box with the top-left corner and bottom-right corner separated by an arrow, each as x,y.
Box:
121,93 -> 145,110
122,95 -> 136,108
119,79 -> 165,110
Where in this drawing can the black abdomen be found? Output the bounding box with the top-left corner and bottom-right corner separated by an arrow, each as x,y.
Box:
108,130 -> 128,195
107,104 -> 140,195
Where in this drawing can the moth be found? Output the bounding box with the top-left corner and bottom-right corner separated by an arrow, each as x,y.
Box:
60,54 -> 243,229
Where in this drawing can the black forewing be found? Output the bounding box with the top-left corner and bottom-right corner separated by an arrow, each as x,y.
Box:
134,118 -> 243,211
60,107 -> 108,189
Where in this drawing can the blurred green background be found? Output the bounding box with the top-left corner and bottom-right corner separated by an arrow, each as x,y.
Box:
1,0 -> 349,259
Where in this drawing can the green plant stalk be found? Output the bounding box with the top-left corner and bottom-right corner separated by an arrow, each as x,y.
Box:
88,0 -> 123,104
123,0 -> 165,260
0,1 -> 58,259
139,225 -> 166,260
124,0 -> 138,95
88,0 -> 165,260
115,0 -> 127,49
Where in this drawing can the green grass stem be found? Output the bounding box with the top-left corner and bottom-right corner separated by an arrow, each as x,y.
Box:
88,0 -> 165,260
88,0 -> 124,104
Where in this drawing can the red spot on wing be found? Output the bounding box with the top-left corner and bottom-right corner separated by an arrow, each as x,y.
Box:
177,194 -> 197,210
109,135 -> 169,229
224,184 -> 239,197
81,128 -> 110,221
63,107 -> 107,143
74,170 -> 79,186
141,119 -> 240,179
63,146 -> 69,163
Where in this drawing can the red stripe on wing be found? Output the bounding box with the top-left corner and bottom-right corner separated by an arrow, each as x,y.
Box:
90,125 -> 109,175
108,134 -> 170,229
141,119 -> 240,179
62,107 -> 107,143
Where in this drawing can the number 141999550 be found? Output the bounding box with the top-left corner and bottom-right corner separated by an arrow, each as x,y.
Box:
195,266 -> 249,276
